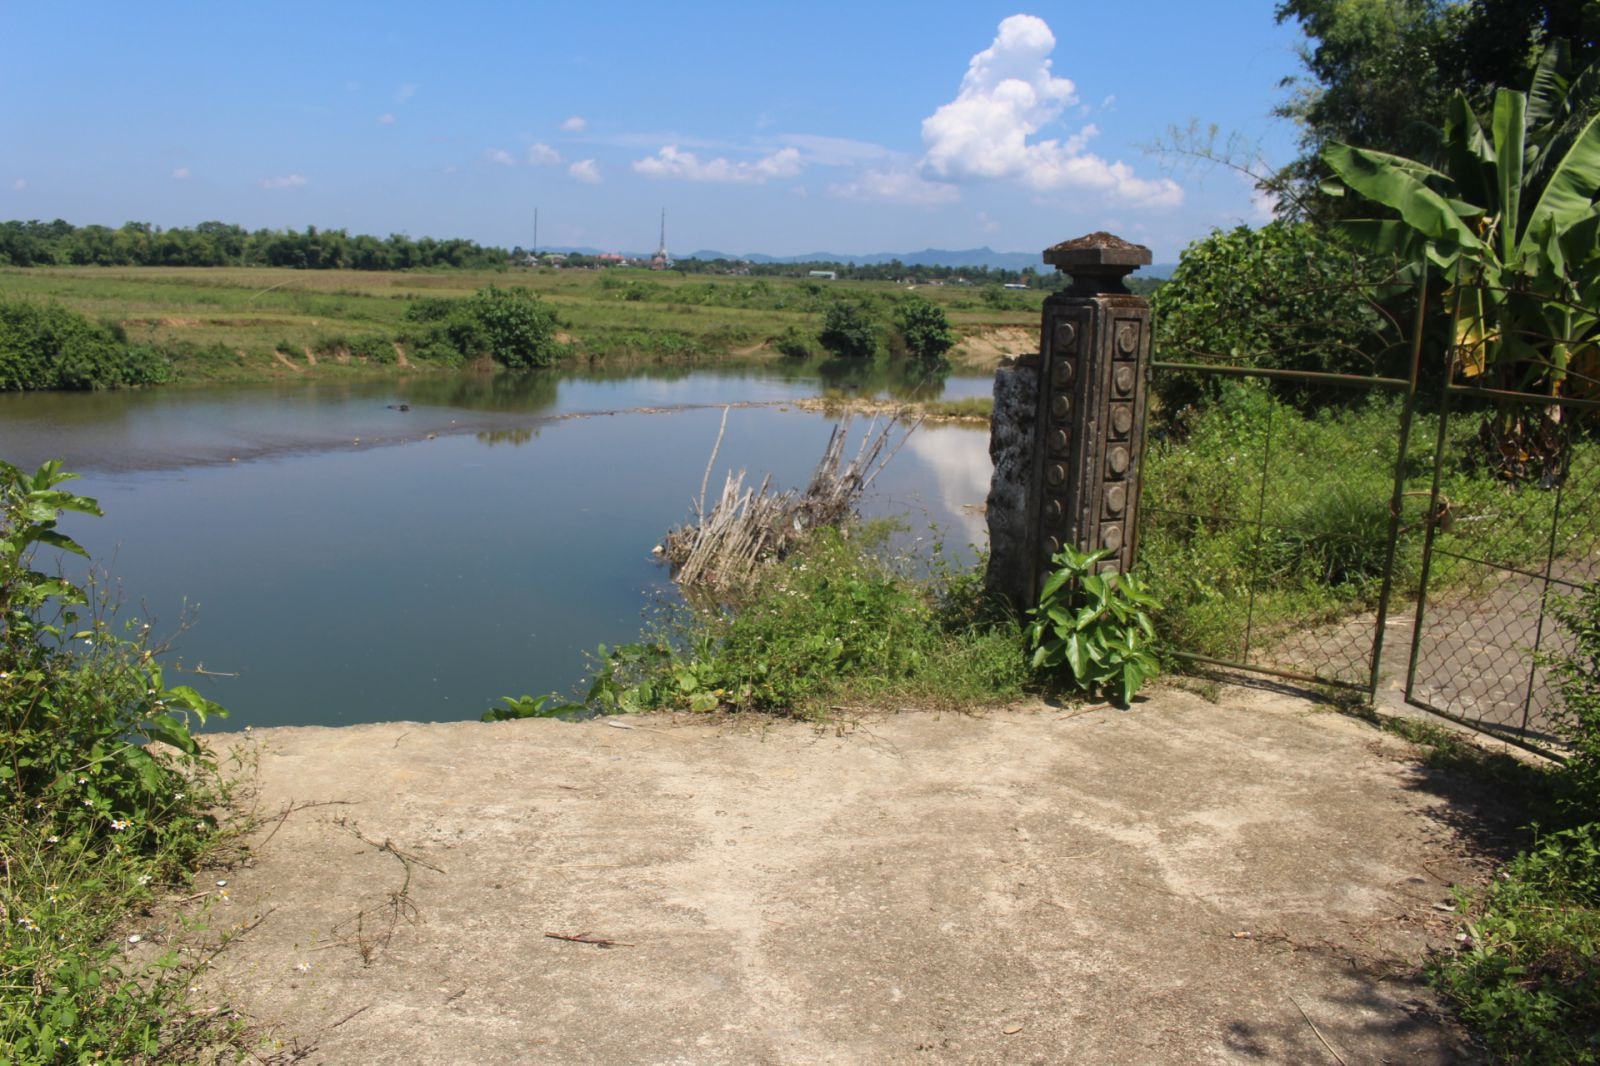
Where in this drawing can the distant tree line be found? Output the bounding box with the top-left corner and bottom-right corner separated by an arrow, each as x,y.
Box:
0,219 -> 510,270
670,256 -> 1057,288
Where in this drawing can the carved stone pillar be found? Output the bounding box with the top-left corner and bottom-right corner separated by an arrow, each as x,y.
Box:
1027,233 -> 1153,597
984,233 -> 1153,610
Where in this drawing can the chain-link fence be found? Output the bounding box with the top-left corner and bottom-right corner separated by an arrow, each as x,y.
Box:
1138,363 -> 1419,691
1405,387 -> 1600,752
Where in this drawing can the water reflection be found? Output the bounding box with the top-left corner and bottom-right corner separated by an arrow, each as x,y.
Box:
906,426 -> 993,546
394,368 -> 559,412
476,426 -> 539,447
0,361 -> 990,474
815,357 -> 951,402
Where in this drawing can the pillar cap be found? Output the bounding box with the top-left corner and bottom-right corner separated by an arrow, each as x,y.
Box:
1042,232 -> 1152,295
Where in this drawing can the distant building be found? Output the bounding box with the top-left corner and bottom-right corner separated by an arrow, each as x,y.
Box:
808,270 -> 837,280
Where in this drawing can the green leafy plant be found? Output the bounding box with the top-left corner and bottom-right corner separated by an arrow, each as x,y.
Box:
1,458 -> 239,1059
1432,823 -> 1600,1064
1025,545 -> 1161,705
480,693 -> 579,721
1,460 -> 224,818
466,285 -> 560,368
1150,222 -> 1394,425
1322,47 -> 1600,476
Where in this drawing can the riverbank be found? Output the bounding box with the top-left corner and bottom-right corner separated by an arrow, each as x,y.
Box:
0,265 -> 1038,385
186,686 -> 1499,1063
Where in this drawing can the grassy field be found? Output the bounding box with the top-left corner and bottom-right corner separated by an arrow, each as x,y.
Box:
0,265 -> 1041,383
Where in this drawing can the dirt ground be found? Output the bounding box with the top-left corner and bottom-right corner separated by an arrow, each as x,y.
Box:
177,685 -> 1510,1064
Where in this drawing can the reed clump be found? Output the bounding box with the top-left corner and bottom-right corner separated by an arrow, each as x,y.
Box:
661,411 -> 920,592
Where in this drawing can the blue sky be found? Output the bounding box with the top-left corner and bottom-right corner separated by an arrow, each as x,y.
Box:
1,2 -> 1308,262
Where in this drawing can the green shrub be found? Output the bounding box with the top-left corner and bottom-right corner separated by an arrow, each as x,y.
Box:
774,325 -> 814,359
346,334 -> 397,364
1151,223 -> 1394,424
979,284 -> 1030,312
817,300 -> 879,360
0,298 -> 170,390
467,285 -> 560,368
893,296 -> 956,366
401,286 -> 561,368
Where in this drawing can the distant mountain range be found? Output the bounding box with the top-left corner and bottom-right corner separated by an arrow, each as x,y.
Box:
541,243 -> 1175,279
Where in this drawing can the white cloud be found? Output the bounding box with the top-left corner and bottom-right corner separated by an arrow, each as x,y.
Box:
919,15 -> 1182,208
1248,182 -> 1280,224
10,178 -> 24,191
633,145 -> 801,183
560,115 -> 587,132
171,166 -> 191,180
395,83 -> 418,103
569,159 -> 601,183
377,112 -> 396,126
485,148 -> 516,167
975,210 -> 1000,234
829,167 -> 960,206
260,174 -> 306,189
526,142 -> 562,166
776,134 -> 894,167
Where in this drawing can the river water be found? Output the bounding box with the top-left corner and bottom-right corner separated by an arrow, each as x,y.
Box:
1,365 -> 995,730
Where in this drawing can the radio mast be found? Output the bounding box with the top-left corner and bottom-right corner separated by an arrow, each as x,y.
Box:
651,209 -> 669,269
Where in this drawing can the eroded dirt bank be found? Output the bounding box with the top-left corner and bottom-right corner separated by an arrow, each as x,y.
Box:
193,687 -> 1494,1064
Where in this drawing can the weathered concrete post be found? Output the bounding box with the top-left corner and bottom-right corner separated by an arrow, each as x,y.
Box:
985,232 -> 1153,611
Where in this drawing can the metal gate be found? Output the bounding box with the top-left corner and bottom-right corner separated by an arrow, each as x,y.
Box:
1403,386 -> 1600,755
1138,361 -> 1422,695
1137,358 -> 1596,758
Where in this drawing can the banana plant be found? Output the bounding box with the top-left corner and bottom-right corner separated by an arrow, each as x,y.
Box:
1320,46 -> 1600,478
